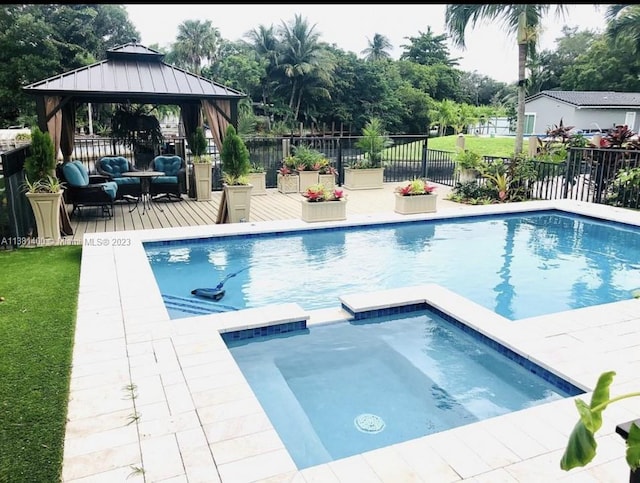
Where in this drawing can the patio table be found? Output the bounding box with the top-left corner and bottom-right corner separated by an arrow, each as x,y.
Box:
123,171 -> 165,214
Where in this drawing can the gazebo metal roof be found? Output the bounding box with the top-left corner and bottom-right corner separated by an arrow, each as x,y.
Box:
22,42 -> 245,105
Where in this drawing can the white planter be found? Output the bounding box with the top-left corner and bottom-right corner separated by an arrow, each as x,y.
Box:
223,184 -> 253,223
26,191 -> 63,243
248,172 -> 267,195
277,174 -> 299,194
301,199 -> 347,223
193,162 -> 212,201
343,167 -> 384,190
297,170 -> 320,192
394,193 -> 437,215
319,173 -> 336,191
458,168 -> 478,183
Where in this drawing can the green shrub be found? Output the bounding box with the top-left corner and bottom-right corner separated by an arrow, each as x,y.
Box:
221,124 -> 250,185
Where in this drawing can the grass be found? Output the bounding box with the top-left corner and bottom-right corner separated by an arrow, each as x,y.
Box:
384,134 -> 530,161
426,134 -> 530,158
0,245 -> 81,482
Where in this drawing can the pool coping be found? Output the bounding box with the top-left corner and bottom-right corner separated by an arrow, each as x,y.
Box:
62,199 -> 640,482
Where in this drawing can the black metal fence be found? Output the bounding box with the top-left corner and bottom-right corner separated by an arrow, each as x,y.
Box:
0,145 -> 33,248
238,135 -> 431,189
528,147 -> 640,208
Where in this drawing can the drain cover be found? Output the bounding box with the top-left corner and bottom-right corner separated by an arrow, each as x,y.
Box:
354,413 -> 385,433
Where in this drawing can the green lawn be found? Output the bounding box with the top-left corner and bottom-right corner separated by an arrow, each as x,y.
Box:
426,134 -> 529,158
0,245 -> 81,482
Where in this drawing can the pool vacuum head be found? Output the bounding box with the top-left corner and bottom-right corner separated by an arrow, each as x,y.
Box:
191,288 -> 226,301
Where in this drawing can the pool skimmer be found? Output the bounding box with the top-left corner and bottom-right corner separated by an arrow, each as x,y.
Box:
354,413 -> 385,434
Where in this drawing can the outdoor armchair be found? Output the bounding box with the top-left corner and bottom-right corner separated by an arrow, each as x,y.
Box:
149,155 -> 186,201
57,160 -> 118,218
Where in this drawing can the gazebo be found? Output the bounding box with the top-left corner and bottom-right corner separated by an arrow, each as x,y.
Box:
22,42 -> 246,162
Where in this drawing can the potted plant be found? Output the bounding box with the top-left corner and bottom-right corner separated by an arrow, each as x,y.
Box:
560,371 -> 640,481
454,148 -> 483,183
220,124 -> 252,223
345,117 -> 392,190
22,126 -> 64,243
248,162 -> 267,195
290,145 -> 325,192
301,183 -> 347,223
277,158 -> 300,194
394,178 -> 437,214
318,160 -> 337,191
189,126 -> 212,201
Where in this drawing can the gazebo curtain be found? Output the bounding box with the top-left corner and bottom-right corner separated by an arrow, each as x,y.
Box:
201,99 -> 231,153
61,102 -> 76,162
43,96 -> 76,163
45,96 -> 63,161
180,103 -> 201,148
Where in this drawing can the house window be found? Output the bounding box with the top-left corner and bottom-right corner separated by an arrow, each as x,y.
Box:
524,113 -> 536,135
624,112 -> 636,131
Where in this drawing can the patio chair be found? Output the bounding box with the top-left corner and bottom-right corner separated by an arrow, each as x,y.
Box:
96,156 -> 142,201
149,155 -> 186,201
57,160 -> 118,218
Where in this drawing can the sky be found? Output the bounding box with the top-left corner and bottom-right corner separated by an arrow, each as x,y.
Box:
124,4 -> 608,84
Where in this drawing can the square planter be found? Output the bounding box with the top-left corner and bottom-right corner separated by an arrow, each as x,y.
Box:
223,184 -> 253,223
248,172 -> 267,195
277,174 -> 299,194
319,173 -> 336,191
343,167 -> 384,190
394,193 -> 437,214
458,168 -> 478,184
26,191 -> 63,243
301,199 -> 347,223
297,170 -> 320,192
193,162 -> 212,201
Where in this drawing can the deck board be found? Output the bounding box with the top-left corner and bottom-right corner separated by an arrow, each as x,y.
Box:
61,183 -> 456,244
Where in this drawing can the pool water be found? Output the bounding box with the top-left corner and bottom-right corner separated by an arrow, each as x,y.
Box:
225,309 -> 581,469
145,210 -> 640,320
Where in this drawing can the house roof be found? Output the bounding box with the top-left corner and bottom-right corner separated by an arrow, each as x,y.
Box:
526,90 -> 640,108
22,42 -> 245,104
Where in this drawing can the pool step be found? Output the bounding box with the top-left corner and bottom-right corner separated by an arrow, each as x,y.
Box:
162,293 -> 239,315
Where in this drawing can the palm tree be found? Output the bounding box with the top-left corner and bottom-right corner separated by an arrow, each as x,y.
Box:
445,4 -> 567,155
244,24 -> 280,130
429,99 -> 458,137
173,19 -> 221,75
361,33 -> 393,62
277,14 -> 333,123
606,4 -> 640,55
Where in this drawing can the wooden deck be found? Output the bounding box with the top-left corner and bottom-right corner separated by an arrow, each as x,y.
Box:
62,182 -> 457,243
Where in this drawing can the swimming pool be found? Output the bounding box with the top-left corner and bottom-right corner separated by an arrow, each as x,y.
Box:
71,200 -> 640,482
145,209 -> 640,320
224,307 -> 582,469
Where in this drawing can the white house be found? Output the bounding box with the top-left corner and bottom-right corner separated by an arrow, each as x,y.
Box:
524,90 -> 640,135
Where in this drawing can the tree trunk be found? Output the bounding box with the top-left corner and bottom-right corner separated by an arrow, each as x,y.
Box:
515,41 -> 527,155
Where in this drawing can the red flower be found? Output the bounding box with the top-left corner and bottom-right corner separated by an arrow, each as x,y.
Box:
398,185 -> 412,196
423,184 -> 436,194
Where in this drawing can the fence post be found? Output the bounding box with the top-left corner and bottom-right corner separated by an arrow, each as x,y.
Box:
421,137 -> 428,178
337,137 -> 343,186
528,136 -> 539,157
562,149 -> 573,199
